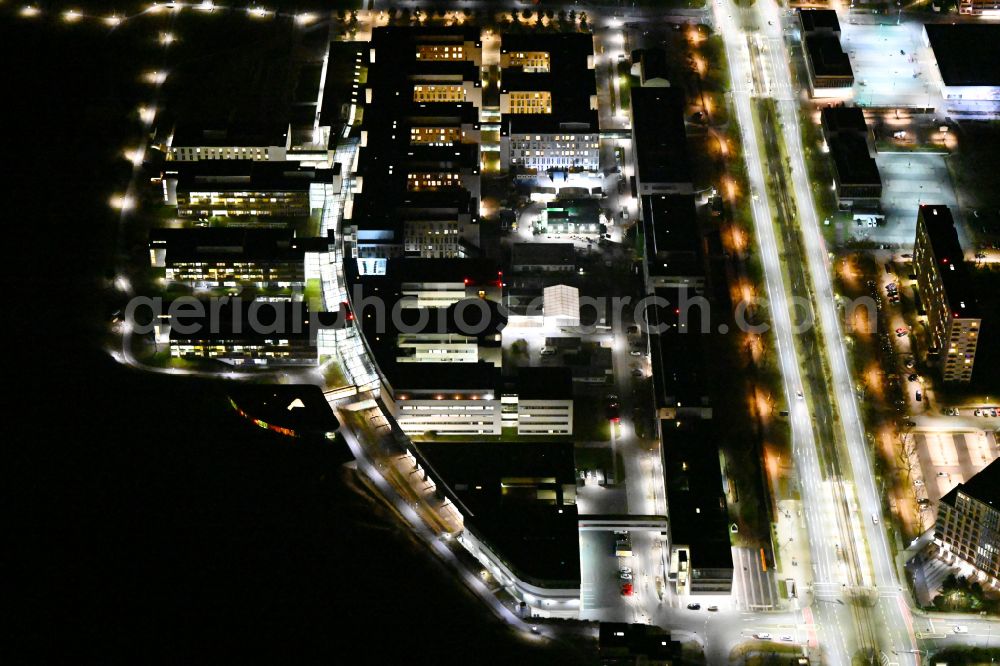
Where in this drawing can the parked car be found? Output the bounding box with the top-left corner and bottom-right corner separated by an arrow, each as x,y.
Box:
686,603 -> 701,610
621,583 -> 633,596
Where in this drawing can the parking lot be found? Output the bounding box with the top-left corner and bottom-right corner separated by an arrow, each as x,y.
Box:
579,530 -> 642,620
840,20 -> 940,110
845,152 -> 960,246
912,429 -> 998,508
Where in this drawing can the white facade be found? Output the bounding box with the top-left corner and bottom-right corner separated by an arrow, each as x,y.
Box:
502,132 -> 600,172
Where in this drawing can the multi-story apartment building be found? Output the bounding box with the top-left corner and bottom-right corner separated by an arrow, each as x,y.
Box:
934,459 -> 1000,587
162,161 -> 341,218
149,228 -> 328,290
345,27 -> 483,272
913,205 -> 982,383
499,33 -> 600,173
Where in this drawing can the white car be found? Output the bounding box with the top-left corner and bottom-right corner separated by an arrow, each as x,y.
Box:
780,635 -> 794,642
754,633 -> 772,640
954,625 -> 968,634
620,572 -> 633,581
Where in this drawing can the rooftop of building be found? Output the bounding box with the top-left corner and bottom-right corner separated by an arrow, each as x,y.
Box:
417,441 -> 581,586
630,86 -> 691,187
227,384 -> 340,436
511,242 -> 576,268
820,105 -> 869,136
165,160 -> 339,191
924,24 -> 1000,87
318,42 -> 367,141
641,194 -> 702,277
507,366 -> 574,401
798,8 -> 841,34
661,418 -> 733,570
634,48 -> 672,84
352,27 -> 483,236
149,228 -> 329,263
172,123 -> 290,148
645,288 -> 710,410
918,205 -> 980,318
829,132 -> 881,187
804,33 -> 853,78
599,623 -> 682,660
500,32 -> 598,134
168,300 -> 329,341
940,458 -> 1000,511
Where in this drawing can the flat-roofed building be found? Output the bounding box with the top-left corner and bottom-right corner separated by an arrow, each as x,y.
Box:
162,160 -> 341,218
959,0 -> 1000,15
167,124 -> 293,162
346,27 -> 483,270
500,33 -> 599,173
416,441 -> 582,617
167,300 -> 326,367
923,24 -> 1000,113
661,418 -> 733,595
803,34 -> 854,94
820,106 -> 881,209
511,243 -> 576,273
641,194 -> 704,291
539,198 -> 601,236
798,8 -> 841,36
629,87 -> 692,195
348,259 -> 573,437
934,458 -> 1000,587
149,228 -> 328,289
913,205 -> 982,383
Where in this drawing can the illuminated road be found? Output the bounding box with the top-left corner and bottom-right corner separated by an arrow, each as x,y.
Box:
718,0 -> 921,662
712,0 -> 861,662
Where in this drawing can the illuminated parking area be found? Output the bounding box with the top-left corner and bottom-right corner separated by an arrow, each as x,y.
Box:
840,21 -> 939,109
872,152 -> 959,245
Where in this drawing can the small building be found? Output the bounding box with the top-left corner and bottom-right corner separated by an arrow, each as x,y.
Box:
599,623 -> 682,665
543,284 -> 581,328
934,458 -> 1000,588
511,242 -> 576,273
959,0 -> 1000,15
913,205 -> 982,383
539,198 -> 600,235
